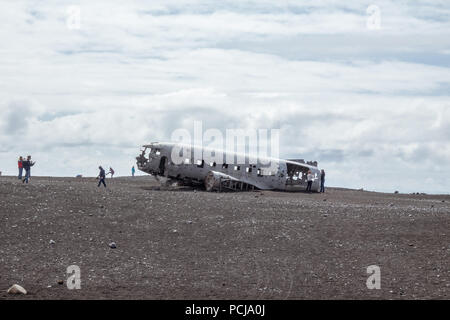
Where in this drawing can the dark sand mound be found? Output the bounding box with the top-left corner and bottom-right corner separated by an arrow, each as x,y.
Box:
0,176 -> 449,299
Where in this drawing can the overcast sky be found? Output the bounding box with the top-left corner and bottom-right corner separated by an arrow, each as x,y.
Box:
0,0 -> 449,193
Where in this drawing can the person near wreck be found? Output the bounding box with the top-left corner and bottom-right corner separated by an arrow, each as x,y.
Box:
320,169 -> 326,193
97,166 -> 107,188
306,170 -> 314,193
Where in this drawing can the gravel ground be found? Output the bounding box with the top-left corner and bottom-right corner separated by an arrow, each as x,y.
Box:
0,175 -> 449,299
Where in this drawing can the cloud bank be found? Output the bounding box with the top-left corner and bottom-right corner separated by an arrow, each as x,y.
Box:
0,0 -> 449,193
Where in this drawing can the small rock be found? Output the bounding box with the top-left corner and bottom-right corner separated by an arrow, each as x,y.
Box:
7,284 -> 27,295
57,280 -> 64,285
109,242 -> 117,249
394,191 -> 399,194
49,240 -> 56,244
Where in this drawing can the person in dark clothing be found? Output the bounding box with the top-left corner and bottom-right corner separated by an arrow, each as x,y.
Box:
320,169 -> 326,193
97,166 -> 106,188
22,156 -> 35,184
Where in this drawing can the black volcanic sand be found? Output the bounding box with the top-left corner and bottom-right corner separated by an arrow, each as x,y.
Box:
0,176 -> 449,299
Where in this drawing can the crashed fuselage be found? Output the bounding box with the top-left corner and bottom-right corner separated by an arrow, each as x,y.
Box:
136,142 -> 321,192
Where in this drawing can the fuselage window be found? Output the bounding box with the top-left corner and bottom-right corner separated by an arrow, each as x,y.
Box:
234,165 -> 240,171
222,163 -> 228,169
196,160 -> 204,168
246,167 -> 252,173
210,162 -> 216,167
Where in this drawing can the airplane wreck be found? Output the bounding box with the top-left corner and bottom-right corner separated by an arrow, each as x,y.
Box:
136,142 -> 322,192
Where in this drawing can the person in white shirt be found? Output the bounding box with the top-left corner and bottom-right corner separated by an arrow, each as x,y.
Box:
306,170 -> 314,193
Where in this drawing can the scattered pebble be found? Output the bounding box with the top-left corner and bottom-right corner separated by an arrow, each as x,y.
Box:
7,284 -> 27,295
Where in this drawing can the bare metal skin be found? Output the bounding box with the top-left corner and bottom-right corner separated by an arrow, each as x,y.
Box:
136,142 -> 321,192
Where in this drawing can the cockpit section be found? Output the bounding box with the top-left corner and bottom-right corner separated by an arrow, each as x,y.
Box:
136,144 -> 164,175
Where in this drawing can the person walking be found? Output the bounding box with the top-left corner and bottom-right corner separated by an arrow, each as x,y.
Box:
320,169 -> 326,193
97,166 -> 106,188
22,156 -> 35,184
131,166 -> 135,177
108,167 -> 115,178
306,170 -> 314,193
18,156 -> 23,180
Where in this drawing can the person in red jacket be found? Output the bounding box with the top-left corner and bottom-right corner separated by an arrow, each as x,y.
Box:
107,167 -> 115,178
18,156 -> 23,180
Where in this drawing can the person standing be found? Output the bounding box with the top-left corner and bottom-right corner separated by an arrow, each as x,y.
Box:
18,156 -> 23,180
22,156 -> 35,184
131,166 -> 135,177
320,169 -> 326,193
108,167 -> 115,178
306,170 -> 314,193
98,166 -> 106,188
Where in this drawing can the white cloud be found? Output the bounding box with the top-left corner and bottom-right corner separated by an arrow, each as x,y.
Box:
0,0 -> 449,193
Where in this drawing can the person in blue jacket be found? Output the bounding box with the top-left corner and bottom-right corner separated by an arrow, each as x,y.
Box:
97,166 -> 106,188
